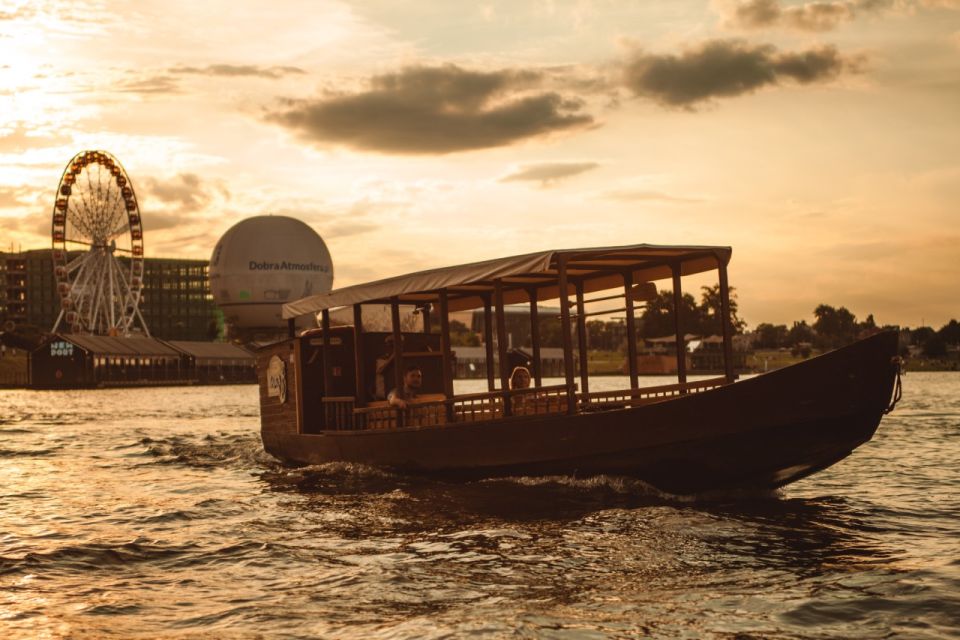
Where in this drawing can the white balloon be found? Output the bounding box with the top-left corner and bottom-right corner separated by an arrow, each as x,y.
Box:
209,216 -> 334,328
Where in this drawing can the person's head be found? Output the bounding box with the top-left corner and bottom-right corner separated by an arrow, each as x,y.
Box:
403,365 -> 423,390
509,366 -> 531,390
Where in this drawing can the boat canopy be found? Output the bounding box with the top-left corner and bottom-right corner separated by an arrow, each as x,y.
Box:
283,244 -> 731,319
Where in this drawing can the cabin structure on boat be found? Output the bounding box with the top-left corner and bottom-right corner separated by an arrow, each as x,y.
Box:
259,245 -> 738,435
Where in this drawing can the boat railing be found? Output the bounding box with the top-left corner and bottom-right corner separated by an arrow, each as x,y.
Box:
578,376 -> 729,410
322,396 -> 357,430
449,390 -> 504,423
508,384 -> 571,417
354,397 -> 449,429
338,379 -> 728,431
348,385 -> 572,430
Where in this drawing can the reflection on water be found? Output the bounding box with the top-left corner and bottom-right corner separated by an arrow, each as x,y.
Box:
1,374 -> 959,638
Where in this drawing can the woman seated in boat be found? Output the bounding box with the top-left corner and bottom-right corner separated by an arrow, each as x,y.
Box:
509,366 -> 533,414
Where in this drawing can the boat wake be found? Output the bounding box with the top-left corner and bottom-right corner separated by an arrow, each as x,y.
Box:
135,432 -> 277,469
485,474 -> 782,504
0,538 -> 193,578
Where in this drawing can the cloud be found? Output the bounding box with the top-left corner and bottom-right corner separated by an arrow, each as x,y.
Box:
0,6 -> 33,21
622,40 -> 854,107
0,124 -> 71,153
599,189 -> 702,203
114,64 -> 305,96
322,221 -> 380,238
723,0 -> 900,31
0,186 -> 31,208
500,161 -> 600,186
116,75 -> 182,95
140,173 -> 228,213
266,64 -> 595,154
1,211 -> 50,238
141,211 -> 192,232
171,64 -> 306,79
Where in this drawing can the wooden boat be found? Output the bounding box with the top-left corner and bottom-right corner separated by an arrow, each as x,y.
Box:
256,244 -> 902,494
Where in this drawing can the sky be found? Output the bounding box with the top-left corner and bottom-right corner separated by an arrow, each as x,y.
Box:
1,0 -> 959,329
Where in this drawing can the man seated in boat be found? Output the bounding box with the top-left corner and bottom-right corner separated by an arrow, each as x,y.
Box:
387,365 -> 423,410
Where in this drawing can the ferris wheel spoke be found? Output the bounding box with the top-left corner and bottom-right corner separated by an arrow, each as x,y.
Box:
70,191 -> 99,242
63,236 -> 97,249
106,221 -> 130,243
95,165 -> 114,238
108,253 -> 132,289
66,200 -> 96,241
105,184 -> 127,235
88,256 -> 107,332
106,253 -> 117,328
66,251 -> 89,273
66,250 -> 94,277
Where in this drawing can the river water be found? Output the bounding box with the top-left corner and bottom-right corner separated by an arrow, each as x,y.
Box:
1,373 -> 958,639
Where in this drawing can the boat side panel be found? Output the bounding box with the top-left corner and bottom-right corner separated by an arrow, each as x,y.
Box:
258,341 -> 301,454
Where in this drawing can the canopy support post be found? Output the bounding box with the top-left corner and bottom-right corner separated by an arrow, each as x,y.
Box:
494,279 -> 512,416
671,264 -> 688,391
623,271 -> 639,391
558,255 -> 577,414
390,298 -> 404,427
438,291 -> 455,423
528,286 -> 542,387
575,280 -> 589,396
483,294 -> 496,392
353,304 -> 365,408
718,256 -> 735,383
422,304 -> 431,334
321,309 -> 332,428
287,318 -> 295,339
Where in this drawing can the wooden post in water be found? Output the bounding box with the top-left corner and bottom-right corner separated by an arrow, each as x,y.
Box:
623,271 -> 639,391
558,255 -> 577,414
718,256 -> 735,383
575,280 -> 590,396
528,287 -> 542,387
494,279 -> 512,416
483,294 -> 496,392
672,264 -> 688,391
438,290 -> 455,423
352,304 -> 365,408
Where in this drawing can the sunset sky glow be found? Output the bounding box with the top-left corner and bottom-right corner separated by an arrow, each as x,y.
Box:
2,0 -> 958,328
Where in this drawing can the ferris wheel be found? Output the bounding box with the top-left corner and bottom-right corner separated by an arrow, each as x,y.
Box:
51,150 -> 150,336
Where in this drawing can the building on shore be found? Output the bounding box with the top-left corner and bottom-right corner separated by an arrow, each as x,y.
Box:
1,249 -> 220,341
29,334 -> 254,388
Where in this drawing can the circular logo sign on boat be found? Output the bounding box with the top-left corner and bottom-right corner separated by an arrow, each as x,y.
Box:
266,355 -> 287,404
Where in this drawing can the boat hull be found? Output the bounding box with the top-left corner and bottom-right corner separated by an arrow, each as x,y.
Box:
260,331 -> 900,494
